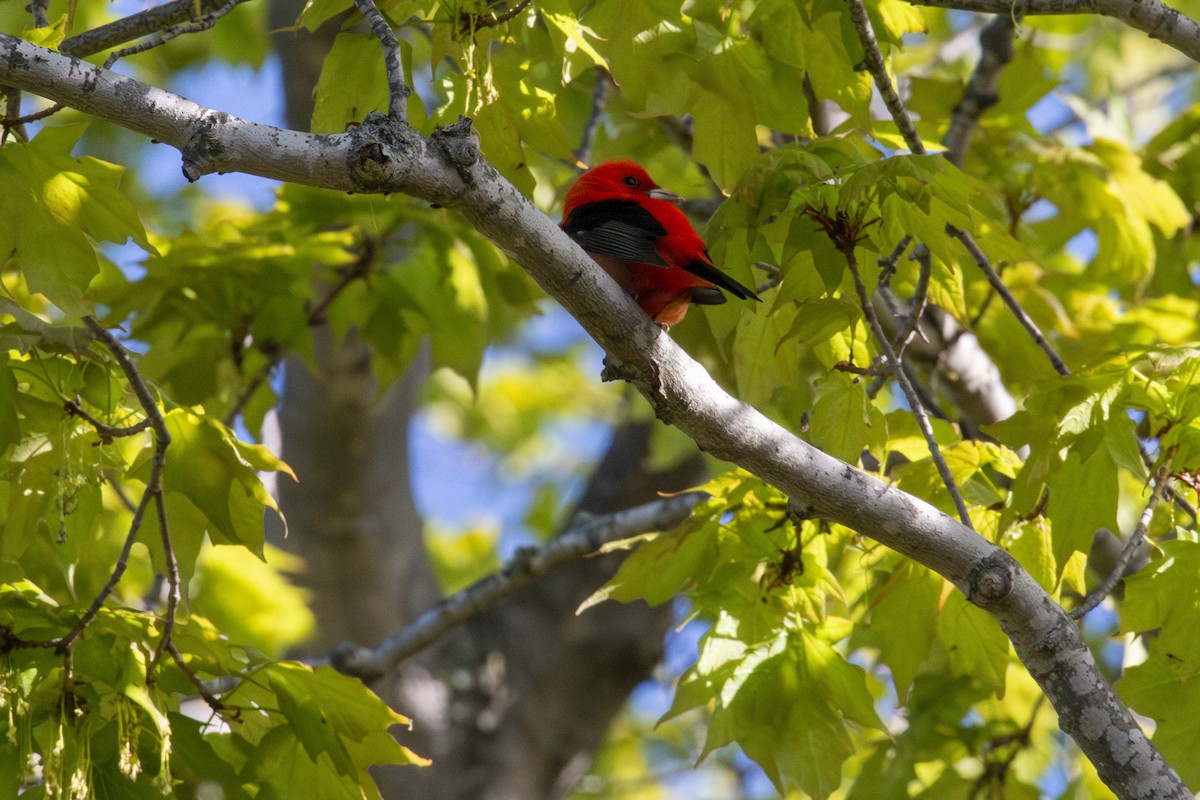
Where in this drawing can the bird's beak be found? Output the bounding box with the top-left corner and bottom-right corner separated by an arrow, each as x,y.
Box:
648,187 -> 684,204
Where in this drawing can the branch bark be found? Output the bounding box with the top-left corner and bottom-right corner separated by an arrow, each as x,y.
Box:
1,35 -> 1189,799
328,493 -> 706,681
908,0 -> 1200,64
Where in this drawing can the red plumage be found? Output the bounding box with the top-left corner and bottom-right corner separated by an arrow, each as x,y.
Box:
561,160 -> 760,327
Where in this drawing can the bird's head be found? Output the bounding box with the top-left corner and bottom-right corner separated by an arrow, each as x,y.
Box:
564,160 -> 684,213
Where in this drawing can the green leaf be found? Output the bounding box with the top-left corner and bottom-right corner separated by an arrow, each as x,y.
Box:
1047,445 -> 1117,575
311,33 -> 390,134
1120,540 -> 1200,681
669,615 -> 876,799
936,592 -> 1009,695
0,126 -> 152,314
136,409 -> 291,558
810,374 -> 886,462
869,561 -> 941,698
579,513 -> 718,611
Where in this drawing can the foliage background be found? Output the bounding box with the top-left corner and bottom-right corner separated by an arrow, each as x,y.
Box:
1,0 -> 1199,797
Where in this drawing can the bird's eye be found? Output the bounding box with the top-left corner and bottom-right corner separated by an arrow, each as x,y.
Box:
623,175 -> 639,187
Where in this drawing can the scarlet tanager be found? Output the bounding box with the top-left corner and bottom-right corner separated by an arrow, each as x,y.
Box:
561,160 -> 760,327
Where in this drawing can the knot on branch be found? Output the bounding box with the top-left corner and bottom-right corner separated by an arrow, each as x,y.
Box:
347,111 -> 420,191
181,110 -> 231,181
431,115 -> 480,182
600,354 -> 668,419
967,550 -> 1016,607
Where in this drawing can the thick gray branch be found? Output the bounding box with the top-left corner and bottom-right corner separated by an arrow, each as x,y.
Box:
0,35 -> 1188,799
910,0 -> 1200,64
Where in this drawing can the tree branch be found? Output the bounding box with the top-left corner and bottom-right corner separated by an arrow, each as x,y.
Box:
944,15 -> 1017,167
908,0 -> 1200,65
328,493 -> 706,682
59,0 -> 254,57
0,37 -> 1188,797
350,0 -> 411,122
1071,457 -> 1174,620
844,0 -> 926,154
839,231 -> 974,528
948,225 -> 1071,376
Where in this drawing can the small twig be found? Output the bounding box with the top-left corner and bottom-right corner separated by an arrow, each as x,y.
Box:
166,640 -> 224,714
459,0 -> 534,33
351,0 -> 412,122
307,240 -> 375,325
100,0 -> 241,70
29,0 -> 50,29
55,319 -> 172,649
943,15 -> 1017,167
1070,458 -> 1174,620
59,0 -> 251,57
64,398 -> 153,441
2,100 -> 66,128
877,236 -> 912,287
753,261 -> 782,295
1140,440 -> 1197,521
948,226 -> 1070,376
839,234 -> 974,528
574,67 -> 611,166
327,493 -> 707,681
148,488 -> 180,676
843,0 -> 926,155
2,86 -> 30,142
892,246 -> 933,359
835,360 -> 887,378
974,695 -> 1045,794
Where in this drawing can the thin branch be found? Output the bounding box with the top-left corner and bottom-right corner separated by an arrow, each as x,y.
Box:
149,488 -> 180,675
944,15 -> 1017,167
459,0 -> 534,34
877,235 -> 912,287
329,493 -> 707,681
844,0 -> 926,155
59,0 -> 251,57
948,225 -> 1070,376
844,0 -> 1067,381
907,0 -> 1200,65
838,231 -> 974,528
892,246 -> 933,359
100,0 -> 244,70
28,0 -> 50,29
64,398 -> 153,441
166,640 -> 224,714
13,318 -> 171,650
574,68 -> 611,166
1070,457 -> 1173,620
1140,440 -> 1198,521
7,0 -> 249,132
2,100 -> 66,128
1,86 -> 29,143
351,0 -> 411,122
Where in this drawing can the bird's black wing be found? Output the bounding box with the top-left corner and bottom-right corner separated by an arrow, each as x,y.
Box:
682,256 -> 762,302
563,199 -> 762,303
562,200 -> 670,267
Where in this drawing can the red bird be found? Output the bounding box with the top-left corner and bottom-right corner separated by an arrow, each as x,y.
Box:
561,160 -> 760,327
